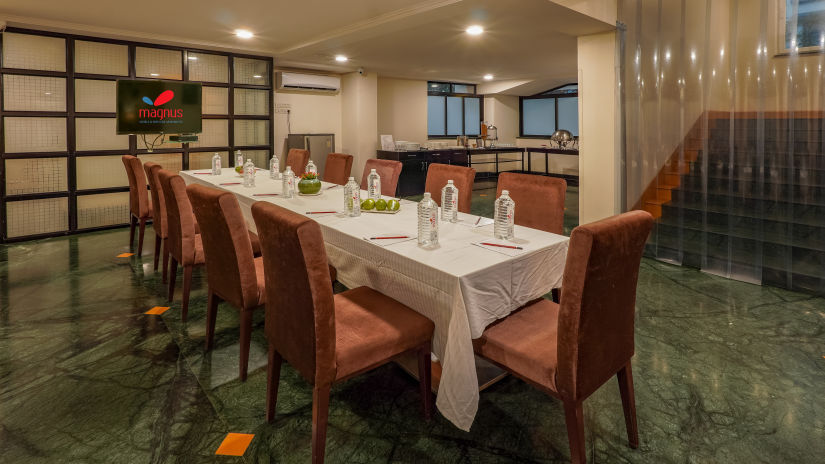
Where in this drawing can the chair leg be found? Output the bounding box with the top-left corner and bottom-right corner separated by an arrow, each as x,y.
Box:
153,235 -> 161,271
167,257 -> 178,302
161,239 -> 169,284
551,288 -> 561,303
137,218 -> 147,257
563,400 -> 586,464
239,310 -> 253,381
181,265 -> 193,322
417,342 -> 433,421
617,362 -> 639,449
311,384 -> 331,464
205,292 -> 219,351
266,345 -> 283,422
129,215 -> 137,248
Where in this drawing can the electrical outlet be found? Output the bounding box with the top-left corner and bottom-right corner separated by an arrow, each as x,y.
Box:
275,108 -> 290,114
275,103 -> 291,110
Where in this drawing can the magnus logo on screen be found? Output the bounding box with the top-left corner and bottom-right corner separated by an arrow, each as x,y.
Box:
138,90 -> 183,121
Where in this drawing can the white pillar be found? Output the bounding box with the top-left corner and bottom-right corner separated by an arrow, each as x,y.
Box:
341,71 -> 378,180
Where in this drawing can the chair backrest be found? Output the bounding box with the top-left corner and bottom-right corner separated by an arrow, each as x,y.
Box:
157,169 -> 198,265
285,148 -> 310,177
323,153 -> 354,185
555,210 -> 653,400
251,201 -> 337,386
187,184 -> 260,310
122,155 -> 150,217
143,162 -> 166,237
360,159 -> 402,197
496,172 -> 566,235
424,163 -> 475,213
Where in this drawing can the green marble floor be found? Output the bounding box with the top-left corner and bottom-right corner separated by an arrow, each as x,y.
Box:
1,185 -> 824,463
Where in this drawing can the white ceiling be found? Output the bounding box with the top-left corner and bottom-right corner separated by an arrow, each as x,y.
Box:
0,0 -> 614,95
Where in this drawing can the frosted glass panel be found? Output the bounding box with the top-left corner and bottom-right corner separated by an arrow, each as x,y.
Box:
77,192 -> 130,229
234,89 -> 269,115
557,97 -> 578,136
76,118 -> 129,151
464,98 -> 480,136
5,158 -> 68,195
522,99 -> 555,136
3,75 -> 66,112
189,119 -> 228,148
77,155 -> 129,190
241,149 -> 269,169
4,117 -> 67,153
137,153 -> 182,172
202,86 -> 229,115
233,58 -> 269,85
75,79 -> 117,113
427,96 -> 446,136
188,52 -> 228,83
189,151 -> 228,170
234,120 -> 268,146
6,198 -> 69,238
2,33 -> 65,71
74,41 -> 128,75
446,97 -> 462,135
135,47 -> 182,79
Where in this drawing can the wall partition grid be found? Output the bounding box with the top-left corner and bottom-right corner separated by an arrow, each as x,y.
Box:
621,0 -> 825,295
0,28 -> 274,242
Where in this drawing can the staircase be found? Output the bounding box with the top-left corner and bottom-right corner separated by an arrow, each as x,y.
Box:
642,112 -> 825,295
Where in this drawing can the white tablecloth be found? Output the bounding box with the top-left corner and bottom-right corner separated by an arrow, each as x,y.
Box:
181,169 -> 569,431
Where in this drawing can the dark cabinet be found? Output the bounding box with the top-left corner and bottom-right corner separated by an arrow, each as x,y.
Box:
398,158 -> 427,197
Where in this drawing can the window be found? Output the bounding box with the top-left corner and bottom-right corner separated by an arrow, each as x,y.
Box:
519,84 -> 578,137
782,0 -> 825,52
427,81 -> 482,137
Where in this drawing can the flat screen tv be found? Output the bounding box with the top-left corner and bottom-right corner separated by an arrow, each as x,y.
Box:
116,80 -> 202,134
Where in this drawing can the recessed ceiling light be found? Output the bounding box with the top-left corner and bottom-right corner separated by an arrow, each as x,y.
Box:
150,73 -> 159,77
483,74 -> 494,80
235,29 -> 254,39
466,25 -> 484,36
334,55 -> 348,63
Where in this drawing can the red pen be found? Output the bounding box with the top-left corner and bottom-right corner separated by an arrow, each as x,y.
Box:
481,242 -> 523,250
253,193 -> 280,197
306,211 -> 337,215
192,172 -> 212,175
370,236 -> 409,240
220,182 -> 241,186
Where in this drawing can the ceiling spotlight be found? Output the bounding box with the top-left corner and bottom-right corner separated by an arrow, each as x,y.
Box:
335,55 -> 348,63
483,74 -> 494,80
466,25 -> 484,35
235,29 -> 254,39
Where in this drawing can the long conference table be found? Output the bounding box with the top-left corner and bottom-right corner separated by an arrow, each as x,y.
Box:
181,169 -> 569,431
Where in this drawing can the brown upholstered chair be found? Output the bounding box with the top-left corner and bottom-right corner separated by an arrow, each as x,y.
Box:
322,153 -> 353,185
122,155 -> 152,256
285,148 -> 310,176
187,184 -> 265,381
144,162 -> 170,282
251,201 -> 434,464
496,172 -> 566,235
424,163 -> 475,213
360,159 -> 403,197
472,210 -> 653,464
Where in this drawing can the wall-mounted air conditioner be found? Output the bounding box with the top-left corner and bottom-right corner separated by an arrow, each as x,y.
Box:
276,72 -> 341,93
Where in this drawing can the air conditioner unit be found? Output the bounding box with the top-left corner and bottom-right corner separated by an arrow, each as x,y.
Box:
276,72 -> 341,93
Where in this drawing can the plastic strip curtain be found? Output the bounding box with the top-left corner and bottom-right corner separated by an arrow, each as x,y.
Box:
621,0 -> 825,295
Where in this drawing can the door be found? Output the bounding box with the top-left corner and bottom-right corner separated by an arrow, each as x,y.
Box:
306,135 -> 334,179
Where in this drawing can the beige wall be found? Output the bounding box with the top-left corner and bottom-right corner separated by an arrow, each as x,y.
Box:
273,86 -> 342,160
552,0 -> 617,25
483,95 -> 519,144
342,71 -> 379,179
377,77 -> 428,144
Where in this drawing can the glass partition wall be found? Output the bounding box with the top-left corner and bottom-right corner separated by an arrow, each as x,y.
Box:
0,28 -> 274,242
622,0 -> 825,295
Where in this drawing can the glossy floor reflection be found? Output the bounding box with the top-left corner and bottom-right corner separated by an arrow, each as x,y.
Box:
1,186 -> 823,463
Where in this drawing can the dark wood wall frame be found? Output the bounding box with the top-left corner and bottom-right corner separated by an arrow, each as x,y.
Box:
427,81 -> 484,139
518,83 -> 579,139
0,27 -> 274,243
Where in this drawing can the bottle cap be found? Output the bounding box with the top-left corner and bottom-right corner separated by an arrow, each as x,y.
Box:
348,176 -> 355,181
501,190 -> 509,195
447,180 -> 454,184
370,169 -> 377,173
423,192 -> 431,199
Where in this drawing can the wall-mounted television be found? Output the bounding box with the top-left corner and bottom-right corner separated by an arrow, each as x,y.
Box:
116,80 -> 202,134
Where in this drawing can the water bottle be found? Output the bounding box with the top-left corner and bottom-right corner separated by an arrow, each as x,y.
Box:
417,192 -> 439,247
306,159 -> 317,175
367,169 -> 381,200
235,150 -> 243,169
440,179 -> 459,223
494,190 -> 515,240
211,152 -> 221,175
269,153 -> 280,179
344,176 -> 361,217
282,166 -> 295,198
243,158 -> 255,187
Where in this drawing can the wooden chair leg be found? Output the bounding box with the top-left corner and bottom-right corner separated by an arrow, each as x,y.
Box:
417,342 -> 433,421
167,257 -> 178,302
311,384 -> 331,464
205,292 -> 219,350
266,345 -> 283,422
161,239 -> 169,284
129,215 -> 137,248
181,265 -> 193,322
239,310 -> 253,381
137,218 -> 147,257
617,362 -> 639,449
563,400 -> 586,464
153,235 -> 161,271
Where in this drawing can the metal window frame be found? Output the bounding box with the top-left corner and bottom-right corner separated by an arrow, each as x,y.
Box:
519,83 -> 579,138
426,81 -> 483,138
